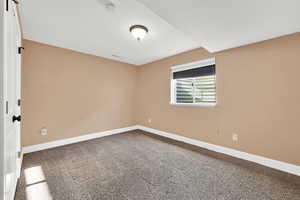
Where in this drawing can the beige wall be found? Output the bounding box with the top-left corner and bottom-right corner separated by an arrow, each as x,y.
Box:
22,33 -> 300,166
135,33 -> 300,166
22,40 -> 137,146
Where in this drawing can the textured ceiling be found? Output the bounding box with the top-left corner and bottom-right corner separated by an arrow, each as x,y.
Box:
137,0 -> 300,52
20,0 -> 300,65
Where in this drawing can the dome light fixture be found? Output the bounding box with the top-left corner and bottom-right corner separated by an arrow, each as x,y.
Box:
129,25 -> 149,41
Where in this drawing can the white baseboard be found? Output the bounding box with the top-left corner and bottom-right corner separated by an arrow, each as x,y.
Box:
22,126 -> 139,154
22,124 -> 300,176
136,125 -> 300,176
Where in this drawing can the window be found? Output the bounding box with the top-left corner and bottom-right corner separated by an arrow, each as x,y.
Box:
170,58 -> 216,106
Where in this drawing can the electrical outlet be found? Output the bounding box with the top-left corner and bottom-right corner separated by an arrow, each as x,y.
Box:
41,128 -> 47,136
148,118 -> 152,123
232,133 -> 238,142
216,129 -> 220,135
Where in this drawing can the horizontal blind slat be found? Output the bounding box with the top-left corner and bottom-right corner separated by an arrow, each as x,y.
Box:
175,74 -> 216,104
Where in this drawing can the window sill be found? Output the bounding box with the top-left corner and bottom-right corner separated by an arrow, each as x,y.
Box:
170,102 -> 217,107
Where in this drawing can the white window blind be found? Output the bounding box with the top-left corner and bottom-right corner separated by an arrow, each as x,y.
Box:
171,58 -> 216,106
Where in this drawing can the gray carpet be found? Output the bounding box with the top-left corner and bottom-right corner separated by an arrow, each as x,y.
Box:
16,130 -> 300,200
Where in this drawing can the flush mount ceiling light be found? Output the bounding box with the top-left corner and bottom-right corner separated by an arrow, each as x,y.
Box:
129,25 -> 149,41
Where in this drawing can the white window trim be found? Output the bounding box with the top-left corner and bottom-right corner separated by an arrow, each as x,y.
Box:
170,58 -> 217,107
171,58 -> 215,73
170,102 -> 217,107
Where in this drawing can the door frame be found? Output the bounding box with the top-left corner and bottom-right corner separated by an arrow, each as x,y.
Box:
1,0 -> 6,199
14,2 -> 22,179
1,0 -> 22,199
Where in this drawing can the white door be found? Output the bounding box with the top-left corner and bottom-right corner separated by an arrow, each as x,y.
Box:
3,0 -> 22,200
13,1 -> 22,179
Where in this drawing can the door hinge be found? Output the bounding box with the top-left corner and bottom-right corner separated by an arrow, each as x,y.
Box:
18,99 -> 21,106
18,47 -> 25,54
6,0 -> 9,11
6,101 -> 8,114
18,151 -> 22,158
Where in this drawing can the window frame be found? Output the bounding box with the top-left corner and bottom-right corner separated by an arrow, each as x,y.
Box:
170,58 -> 217,107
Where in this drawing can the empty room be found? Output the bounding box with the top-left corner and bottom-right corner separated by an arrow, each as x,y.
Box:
1,0 -> 300,199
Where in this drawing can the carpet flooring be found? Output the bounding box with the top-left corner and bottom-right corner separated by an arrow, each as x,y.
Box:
16,130 -> 300,200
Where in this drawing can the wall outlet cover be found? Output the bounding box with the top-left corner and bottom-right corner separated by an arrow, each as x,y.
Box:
232,133 -> 238,142
41,128 -> 47,136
